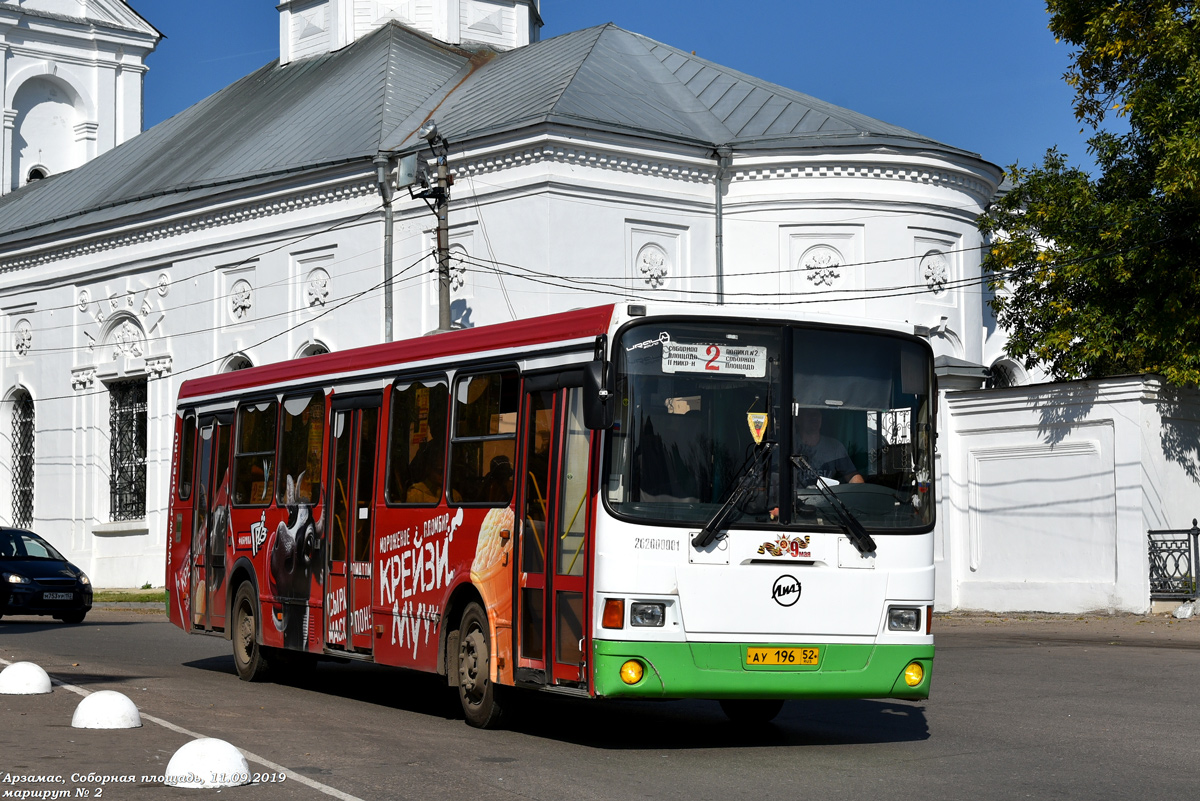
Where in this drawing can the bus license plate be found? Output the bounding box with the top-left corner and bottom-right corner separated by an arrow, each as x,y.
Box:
44,592 -> 74,601
746,647 -> 819,666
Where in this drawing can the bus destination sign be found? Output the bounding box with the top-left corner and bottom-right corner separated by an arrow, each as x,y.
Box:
661,343 -> 767,377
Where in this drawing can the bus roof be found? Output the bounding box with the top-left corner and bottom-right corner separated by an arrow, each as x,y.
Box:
177,304 -> 617,402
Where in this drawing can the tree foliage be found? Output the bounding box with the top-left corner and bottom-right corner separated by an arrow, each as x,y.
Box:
979,1 -> 1200,386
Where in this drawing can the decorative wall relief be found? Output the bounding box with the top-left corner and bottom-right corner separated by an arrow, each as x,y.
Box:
78,278 -> 167,357
782,226 -> 863,313
800,245 -> 844,287
306,268 -> 330,307
912,231 -> 960,308
111,318 -> 145,359
637,244 -> 670,289
921,250 -> 950,294
13,320 -> 32,357
230,279 -> 253,321
71,367 -> 97,391
292,249 -> 334,318
627,222 -> 688,300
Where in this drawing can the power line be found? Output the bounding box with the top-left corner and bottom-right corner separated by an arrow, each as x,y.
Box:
3,254 -> 428,405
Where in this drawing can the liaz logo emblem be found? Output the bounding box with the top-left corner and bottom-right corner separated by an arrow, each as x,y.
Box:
772,575 -> 802,607
250,511 -> 269,556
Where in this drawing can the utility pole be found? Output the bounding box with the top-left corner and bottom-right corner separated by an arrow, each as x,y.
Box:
435,143 -> 451,332
415,119 -> 452,333
373,153 -> 394,342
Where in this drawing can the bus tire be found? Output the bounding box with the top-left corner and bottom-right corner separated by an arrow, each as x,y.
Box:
719,698 -> 784,724
232,583 -> 270,682
457,602 -> 504,729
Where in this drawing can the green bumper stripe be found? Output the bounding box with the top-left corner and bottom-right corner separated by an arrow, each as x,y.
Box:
593,640 -> 933,700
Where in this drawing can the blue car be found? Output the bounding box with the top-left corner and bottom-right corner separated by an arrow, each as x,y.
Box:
0,528 -> 92,624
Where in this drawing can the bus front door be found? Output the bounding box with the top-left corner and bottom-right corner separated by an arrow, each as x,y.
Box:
325,399 -> 380,654
516,386 -> 594,687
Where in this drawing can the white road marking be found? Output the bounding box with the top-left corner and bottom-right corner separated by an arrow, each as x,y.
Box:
0,657 -> 365,801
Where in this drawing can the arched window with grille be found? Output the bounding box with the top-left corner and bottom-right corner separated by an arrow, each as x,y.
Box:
12,389 -> 34,527
109,378 -> 147,521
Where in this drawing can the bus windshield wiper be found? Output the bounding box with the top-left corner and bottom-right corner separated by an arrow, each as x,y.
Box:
791,454 -> 877,555
692,442 -> 775,549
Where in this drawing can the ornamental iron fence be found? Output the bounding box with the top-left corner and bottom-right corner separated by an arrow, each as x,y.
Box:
1148,520 -> 1200,601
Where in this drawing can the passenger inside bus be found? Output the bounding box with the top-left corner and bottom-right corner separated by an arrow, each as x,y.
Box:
481,455 -> 515,503
404,439 -> 444,503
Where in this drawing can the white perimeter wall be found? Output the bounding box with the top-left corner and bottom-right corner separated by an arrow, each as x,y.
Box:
938,377 -> 1200,613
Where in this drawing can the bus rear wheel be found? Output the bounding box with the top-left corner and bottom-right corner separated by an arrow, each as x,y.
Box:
232,583 -> 270,682
720,699 -> 784,724
457,602 -> 504,729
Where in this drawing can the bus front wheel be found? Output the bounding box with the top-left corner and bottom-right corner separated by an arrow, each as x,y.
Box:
232,583 -> 270,682
457,602 -> 504,729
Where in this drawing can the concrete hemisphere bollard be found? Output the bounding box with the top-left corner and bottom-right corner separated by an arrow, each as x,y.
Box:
166,738 -> 252,788
71,690 -> 143,728
0,661 -> 53,694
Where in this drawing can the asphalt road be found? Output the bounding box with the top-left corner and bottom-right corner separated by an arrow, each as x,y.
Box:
1,608 -> 1199,800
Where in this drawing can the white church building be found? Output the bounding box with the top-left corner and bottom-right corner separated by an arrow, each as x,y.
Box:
1,0 -> 1197,611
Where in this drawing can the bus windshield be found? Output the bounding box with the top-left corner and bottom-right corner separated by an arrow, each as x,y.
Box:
605,321 -> 934,532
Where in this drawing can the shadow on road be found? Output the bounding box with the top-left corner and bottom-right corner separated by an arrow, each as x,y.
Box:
0,618 -> 143,632
181,655 -> 929,747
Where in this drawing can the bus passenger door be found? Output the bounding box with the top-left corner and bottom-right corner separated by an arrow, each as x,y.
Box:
516,385 -> 594,687
325,398 -> 380,654
204,420 -> 232,631
189,421 -> 213,630
189,416 -> 231,632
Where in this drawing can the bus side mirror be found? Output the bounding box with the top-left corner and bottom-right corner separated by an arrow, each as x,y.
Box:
583,360 -> 614,430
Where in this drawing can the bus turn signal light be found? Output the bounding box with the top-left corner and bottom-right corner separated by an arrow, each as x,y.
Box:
620,660 -> 644,685
904,662 -> 925,687
602,598 -> 625,629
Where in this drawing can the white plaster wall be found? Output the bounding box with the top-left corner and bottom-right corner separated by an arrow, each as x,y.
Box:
943,378 -> 1200,613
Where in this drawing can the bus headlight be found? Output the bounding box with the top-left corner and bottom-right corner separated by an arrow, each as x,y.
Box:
887,606 -> 921,632
630,602 -> 665,627
903,662 -> 925,687
620,660 -> 644,685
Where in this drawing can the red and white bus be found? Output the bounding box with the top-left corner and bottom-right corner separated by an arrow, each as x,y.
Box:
166,303 -> 936,727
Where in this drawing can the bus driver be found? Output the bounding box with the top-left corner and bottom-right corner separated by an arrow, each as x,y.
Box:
768,408 -> 863,521
793,408 -> 863,486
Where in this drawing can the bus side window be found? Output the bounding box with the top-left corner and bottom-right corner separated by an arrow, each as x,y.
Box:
450,370 -> 518,505
177,413 -> 196,500
277,393 -> 325,505
233,401 -> 278,506
386,378 -> 448,505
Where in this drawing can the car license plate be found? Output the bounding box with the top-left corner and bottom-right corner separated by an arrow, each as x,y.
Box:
44,592 -> 74,601
746,647 -> 819,666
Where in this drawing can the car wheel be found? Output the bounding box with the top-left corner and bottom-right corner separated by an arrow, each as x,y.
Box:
457,602 -> 504,729
719,699 -> 785,724
232,583 -> 271,682
58,611 -> 86,624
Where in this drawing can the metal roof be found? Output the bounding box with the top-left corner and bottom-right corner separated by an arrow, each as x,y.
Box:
0,21 -> 980,248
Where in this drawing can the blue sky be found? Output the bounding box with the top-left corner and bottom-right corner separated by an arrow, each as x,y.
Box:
131,1 -> 1094,173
